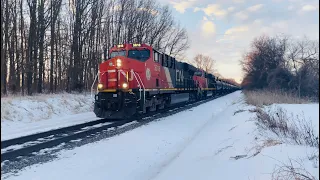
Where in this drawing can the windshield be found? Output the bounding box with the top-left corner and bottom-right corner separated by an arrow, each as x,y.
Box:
128,49 -> 150,62
194,71 -> 202,76
110,50 -> 126,58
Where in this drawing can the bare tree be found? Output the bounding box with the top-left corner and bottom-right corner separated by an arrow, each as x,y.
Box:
49,0 -> 62,92
164,23 -> 189,59
192,54 -> 215,74
287,37 -> 319,97
1,0 -> 11,95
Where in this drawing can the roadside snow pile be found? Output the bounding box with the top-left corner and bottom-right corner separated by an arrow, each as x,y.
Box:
2,91 -> 319,180
1,93 -> 96,140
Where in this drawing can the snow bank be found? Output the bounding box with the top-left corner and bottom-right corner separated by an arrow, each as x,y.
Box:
1,93 -> 95,140
2,91 -> 319,180
265,104 -> 319,135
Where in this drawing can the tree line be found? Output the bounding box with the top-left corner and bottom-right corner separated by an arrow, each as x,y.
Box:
241,34 -> 319,99
1,0 -> 189,96
191,54 -> 239,86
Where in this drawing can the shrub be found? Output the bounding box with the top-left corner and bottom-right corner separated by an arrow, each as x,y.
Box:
254,107 -> 318,148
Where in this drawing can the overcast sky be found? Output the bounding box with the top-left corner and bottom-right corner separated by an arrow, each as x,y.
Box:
158,0 -> 319,83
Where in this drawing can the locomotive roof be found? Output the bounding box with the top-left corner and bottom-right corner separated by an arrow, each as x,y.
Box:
114,43 -> 218,79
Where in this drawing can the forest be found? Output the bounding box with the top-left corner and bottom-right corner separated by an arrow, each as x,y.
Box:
241,35 -> 319,99
1,0 -> 189,95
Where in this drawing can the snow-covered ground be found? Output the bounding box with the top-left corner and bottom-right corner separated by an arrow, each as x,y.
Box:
3,91 -> 319,180
1,93 -> 97,140
264,104 -> 319,135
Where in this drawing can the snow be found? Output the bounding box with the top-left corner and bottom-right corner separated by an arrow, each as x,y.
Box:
1,93 -> 98,141
2,91 -> 319,180
264,103 -> 319,134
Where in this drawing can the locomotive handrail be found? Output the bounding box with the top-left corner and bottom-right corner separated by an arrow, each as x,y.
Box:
131,72 -> 142,101
135,72 -> 146,103
91,71 -> 107,99
131,71 -> 145,103
91,72 -> 100,99
118,69 -> 145,102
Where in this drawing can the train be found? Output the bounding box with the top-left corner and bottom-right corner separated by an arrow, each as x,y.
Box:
92,43 -> 240,119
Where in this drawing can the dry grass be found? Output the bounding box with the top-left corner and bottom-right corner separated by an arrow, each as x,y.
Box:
244,90 -> 318,179
254,107 -> 319,148
271,158 -> 317,180
254,108 -> 319,179
244,90 -> 311,107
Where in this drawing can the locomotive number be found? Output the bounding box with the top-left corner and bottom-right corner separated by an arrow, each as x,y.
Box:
154,65 -> 161,72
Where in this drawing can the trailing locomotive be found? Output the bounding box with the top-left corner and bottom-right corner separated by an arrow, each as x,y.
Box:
92,43 -> 239,119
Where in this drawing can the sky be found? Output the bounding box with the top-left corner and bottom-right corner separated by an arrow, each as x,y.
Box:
157,0 -> 319,83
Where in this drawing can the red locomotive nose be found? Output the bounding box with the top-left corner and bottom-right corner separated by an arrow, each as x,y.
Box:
99,57 -> 129,89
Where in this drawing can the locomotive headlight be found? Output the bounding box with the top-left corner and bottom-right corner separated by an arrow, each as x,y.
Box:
97,83 -> 103,90
116,59 -> 122,67
122,83 -> 128,89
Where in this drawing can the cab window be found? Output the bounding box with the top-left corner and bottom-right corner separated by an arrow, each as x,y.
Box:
128,49 -> 150,62
194,71 -> 202,76
110,50 -> 126,58
154,51 -> 159,63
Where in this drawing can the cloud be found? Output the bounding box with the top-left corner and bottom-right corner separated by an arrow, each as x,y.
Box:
233,0 -> 245,3
234,11 -> 249,20
270,21 -> 289,32
225,26 -> 249,35
253,19 -> 263,24
288,5 -> 294,10
301,4 -> 319,11
194,4 -> 229,19
227,7 -> 235,12
233,4 -> 264,22
194,7 -> 201,12
246,4 -> 264,12
201,18 -> 216,34
170,0 -> 197,13
203,4 -> 228,18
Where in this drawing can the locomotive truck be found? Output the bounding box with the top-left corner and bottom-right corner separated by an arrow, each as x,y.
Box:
92,43 -> 239,119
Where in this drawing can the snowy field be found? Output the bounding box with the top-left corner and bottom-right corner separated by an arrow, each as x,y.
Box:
1,93 -> 97,140
2,91 -> 319,180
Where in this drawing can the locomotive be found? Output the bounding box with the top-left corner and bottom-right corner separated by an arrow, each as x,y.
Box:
93,43 -> 239,119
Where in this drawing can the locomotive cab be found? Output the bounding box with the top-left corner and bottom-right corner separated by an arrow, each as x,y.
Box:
97,44 -> 150,91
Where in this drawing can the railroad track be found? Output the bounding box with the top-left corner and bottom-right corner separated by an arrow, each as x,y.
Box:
1,94 -> 225,163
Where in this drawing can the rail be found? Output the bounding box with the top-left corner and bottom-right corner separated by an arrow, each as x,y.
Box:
91,71 -> 107,99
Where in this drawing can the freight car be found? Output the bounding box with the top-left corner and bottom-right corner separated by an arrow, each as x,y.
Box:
92,43 -> 239,119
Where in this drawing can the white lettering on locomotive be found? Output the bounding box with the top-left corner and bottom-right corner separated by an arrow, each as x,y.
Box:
154,65 -> 160,72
